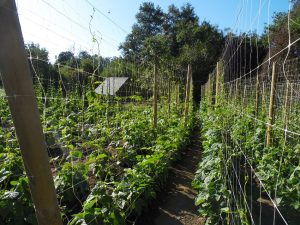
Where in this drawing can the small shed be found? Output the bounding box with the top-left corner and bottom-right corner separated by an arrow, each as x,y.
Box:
95,77 -> 128,96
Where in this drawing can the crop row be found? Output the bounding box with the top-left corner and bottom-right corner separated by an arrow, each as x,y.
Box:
193,98 -> 300,225
0,87 -> 195,224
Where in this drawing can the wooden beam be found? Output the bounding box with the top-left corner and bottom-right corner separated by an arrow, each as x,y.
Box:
0,1 -> 63,225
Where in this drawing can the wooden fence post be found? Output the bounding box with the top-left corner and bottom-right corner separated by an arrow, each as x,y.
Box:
184,64 -> 192,125
153,62 -> 158,129
0,1 -> 63,225
266,62 -> 277,147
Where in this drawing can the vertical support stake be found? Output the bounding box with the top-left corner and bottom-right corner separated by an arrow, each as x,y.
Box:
184,64 -> 192,126
266,62 -> 277,147
153,62 -> 158,129
0,1 -> 63,225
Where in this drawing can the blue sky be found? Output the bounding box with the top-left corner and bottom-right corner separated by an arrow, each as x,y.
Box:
16,0 -> 290,62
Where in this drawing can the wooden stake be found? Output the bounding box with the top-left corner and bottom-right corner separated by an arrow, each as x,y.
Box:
153,62 -> 158,129
176,83 -> 180,108
207,75 -> 211,105
228,83 -> 233,102
283,82 -> 290,131
243,84 -> 247,107
289,83 -> 293,116
168,78 -> 171,114
184,64 -> 192,125
0,1 -> 62,225
235,79 -> 238,103
215,62 -> 220,106
266,62 -> 277,147
255,75 -> 260,116
262,81 -> 266,109
215,61 -> 224,106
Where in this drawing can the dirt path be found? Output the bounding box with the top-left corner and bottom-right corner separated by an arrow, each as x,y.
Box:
136,130 -> 204,225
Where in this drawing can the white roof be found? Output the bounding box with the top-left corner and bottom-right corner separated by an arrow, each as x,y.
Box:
95,77 -> 128,95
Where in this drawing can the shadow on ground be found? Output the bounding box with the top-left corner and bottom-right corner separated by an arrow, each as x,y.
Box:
135,130 -> 204,225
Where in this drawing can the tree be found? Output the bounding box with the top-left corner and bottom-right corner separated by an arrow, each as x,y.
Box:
261,0 -> 300,62
56,51 -> 75,66
119,2 -> 164,61
25,43 -> 55,88
120,2 -> 224,102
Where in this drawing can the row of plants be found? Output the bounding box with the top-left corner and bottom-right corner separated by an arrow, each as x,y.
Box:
0,83 -> 194,224
193,95 -> 300,225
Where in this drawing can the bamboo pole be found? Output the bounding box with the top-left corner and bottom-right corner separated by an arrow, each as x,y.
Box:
266,62 -> 277,147
153,62 -> 158,129
0,1 -> 63,225
184,64 -> 192,125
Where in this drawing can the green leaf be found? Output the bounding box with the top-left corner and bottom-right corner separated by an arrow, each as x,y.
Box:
10,180 -> 18,186
195,196 -> 205,205
221,207 -> 230,213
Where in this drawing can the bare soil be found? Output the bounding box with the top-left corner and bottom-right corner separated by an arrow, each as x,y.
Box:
135,130 -> 204,225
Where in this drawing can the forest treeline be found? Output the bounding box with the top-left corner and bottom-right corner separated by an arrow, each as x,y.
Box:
14,1 -> 300,102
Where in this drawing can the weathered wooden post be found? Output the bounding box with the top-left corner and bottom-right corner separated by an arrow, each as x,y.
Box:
153,62 -> 158,129
266,62 -> 277,147
0,1 -> 63,225
184,64 -> 192,125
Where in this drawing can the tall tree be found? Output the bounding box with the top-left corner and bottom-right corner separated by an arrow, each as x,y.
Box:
120,2 -> 164,61
25,43 -> 55,88
120,2 -> 224,102
261,0 -> 300,62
